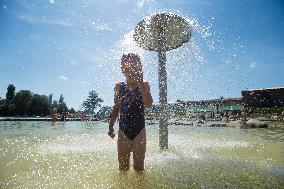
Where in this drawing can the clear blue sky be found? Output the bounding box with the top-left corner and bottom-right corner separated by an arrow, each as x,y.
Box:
1,0 -> 284,110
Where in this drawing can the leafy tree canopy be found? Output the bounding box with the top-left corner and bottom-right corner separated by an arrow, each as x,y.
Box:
6,84 -> 15,101
14,90 -> 33,116
82,90 -> 103,114
0,84 -> 74,117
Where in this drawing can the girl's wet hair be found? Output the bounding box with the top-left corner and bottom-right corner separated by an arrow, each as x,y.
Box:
121,53 -> 141,63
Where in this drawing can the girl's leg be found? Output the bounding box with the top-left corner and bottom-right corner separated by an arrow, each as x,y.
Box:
132,128 -> 146,171
117,130 -> 132,171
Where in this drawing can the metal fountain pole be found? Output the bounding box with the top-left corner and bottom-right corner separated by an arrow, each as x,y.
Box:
157,15 -> 168,150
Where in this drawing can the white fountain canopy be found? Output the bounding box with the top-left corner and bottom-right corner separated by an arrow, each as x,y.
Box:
133,12 -> 192,52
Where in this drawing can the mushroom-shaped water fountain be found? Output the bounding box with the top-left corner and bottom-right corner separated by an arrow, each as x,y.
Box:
134,13 -> 192,150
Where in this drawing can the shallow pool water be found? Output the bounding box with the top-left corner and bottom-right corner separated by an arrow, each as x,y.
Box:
0,121 -> 283,188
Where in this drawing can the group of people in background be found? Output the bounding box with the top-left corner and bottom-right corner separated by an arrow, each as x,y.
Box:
49,106 -> 87,122
267,112 -> 284,121
50,106 -> 69,122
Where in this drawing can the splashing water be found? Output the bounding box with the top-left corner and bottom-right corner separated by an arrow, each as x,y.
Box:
110,10 -> 245,104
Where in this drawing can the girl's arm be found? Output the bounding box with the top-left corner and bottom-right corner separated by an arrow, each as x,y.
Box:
138,81 -> 153,108
108,83 -> 120,139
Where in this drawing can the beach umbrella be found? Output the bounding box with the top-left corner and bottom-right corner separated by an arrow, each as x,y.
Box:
225,106 -> 241,111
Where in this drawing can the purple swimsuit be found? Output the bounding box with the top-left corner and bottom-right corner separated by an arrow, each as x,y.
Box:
119,82 -> 145,141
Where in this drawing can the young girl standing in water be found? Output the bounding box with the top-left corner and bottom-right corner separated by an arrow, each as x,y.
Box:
108,53 -> 153,171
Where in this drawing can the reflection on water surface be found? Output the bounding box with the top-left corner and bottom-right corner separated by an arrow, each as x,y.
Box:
0,121 -> 283,188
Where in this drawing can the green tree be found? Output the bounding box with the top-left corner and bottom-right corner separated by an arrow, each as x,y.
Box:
14,90 -> 33,116
28,94 -> 49,116
58,94 -> 68,113
41,95 -> 50,116
59,94 -> 64,104
3,84 -> 16,116
48,94 -> 53,106
29,94 -> 42,116
6,84 -> 15,100
82,90 -> 103,114
96,106 -> 111,118
0,97 -> 5,116
70,108 -> 76,114
52,100 -> 59,108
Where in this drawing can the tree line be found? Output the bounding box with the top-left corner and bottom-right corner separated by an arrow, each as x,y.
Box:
0,84 -> 107,117
0,84 -> 72,117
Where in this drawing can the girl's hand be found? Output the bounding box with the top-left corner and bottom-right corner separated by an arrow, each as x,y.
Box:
131,64 -> 143,83
136,70 -> 143,84
108,128 -> 115,139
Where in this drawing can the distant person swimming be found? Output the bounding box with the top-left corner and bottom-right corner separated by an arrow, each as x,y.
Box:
108,53 -> 153,171
60,109 -> 68,121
